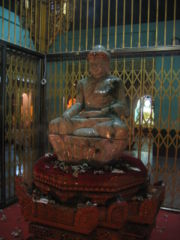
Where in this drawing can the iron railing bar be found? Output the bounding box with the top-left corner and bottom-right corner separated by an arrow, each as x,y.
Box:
38,58 -> 46,157
0,46 -> 7,208
47,46 -> 180,61
161,207 -> 180,213
0,40 -> 45,59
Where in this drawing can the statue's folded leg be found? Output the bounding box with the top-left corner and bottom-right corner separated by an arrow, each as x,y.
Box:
49,117 -> 61,134
59,118 -> 73,135
58,117 -> 98,135
58,116 -> 110,136
73,128 -> 99,137
95,120 -> 129,140
49,117 -> 73,135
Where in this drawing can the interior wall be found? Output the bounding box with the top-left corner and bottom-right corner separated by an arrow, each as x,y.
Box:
0,6 -> 35,49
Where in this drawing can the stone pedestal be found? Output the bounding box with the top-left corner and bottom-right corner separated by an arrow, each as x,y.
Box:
16,154 -> 165,240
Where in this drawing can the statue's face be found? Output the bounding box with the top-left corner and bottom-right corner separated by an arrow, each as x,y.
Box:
89,58 -> 109,79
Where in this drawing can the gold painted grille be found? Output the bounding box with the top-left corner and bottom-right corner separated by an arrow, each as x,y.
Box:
0,0 -> 178,52
4,51 -> 39,201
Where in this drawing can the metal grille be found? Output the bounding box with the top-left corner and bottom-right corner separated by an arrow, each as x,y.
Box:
0,48 -> 40,206
0,0 -> 46,52
46,0 -> 179,52
1,1 -> 179,52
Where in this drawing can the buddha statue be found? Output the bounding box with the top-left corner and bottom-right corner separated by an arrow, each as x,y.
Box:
49,45 -> 129,163
49,45 -> 129,138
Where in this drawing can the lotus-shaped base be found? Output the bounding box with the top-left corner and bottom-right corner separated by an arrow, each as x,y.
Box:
49,134 -> 128,164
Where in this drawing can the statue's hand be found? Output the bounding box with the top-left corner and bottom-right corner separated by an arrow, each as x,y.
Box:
101,106 -> 110,115
63,111 -> 72,122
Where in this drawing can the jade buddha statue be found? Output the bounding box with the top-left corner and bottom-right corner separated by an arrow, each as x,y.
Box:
49,45 -> 129,163
49,45 -> 129,140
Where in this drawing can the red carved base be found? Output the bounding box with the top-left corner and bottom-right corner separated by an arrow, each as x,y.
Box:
29,222 -> 154,240
15,154 -> 165,240
33,154 -> 148,204
16,176 -> 165,238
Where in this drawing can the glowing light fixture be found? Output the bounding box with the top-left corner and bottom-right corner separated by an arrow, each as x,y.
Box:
63,1 -> 67,15
25,0 -> 29,9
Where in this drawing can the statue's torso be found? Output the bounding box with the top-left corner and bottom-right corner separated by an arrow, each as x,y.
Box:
80,76 -> 120,110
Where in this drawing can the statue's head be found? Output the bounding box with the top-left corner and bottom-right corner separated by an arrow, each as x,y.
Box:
87,45 -> 110,79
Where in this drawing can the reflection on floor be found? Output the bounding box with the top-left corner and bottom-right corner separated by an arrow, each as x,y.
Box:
4,144 -> 32,201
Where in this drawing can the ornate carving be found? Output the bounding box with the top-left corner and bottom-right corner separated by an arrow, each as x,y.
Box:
16,174 -> 165,238
33,154 -> 147,204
